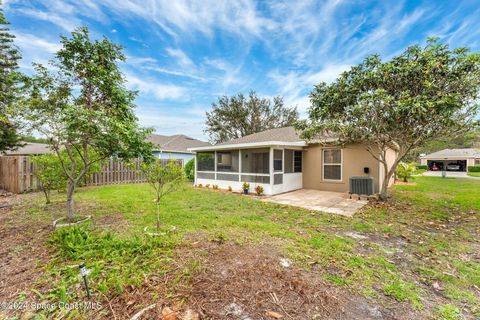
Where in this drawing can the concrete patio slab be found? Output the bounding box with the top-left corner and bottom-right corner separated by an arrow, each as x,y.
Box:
263,189 -> 368,217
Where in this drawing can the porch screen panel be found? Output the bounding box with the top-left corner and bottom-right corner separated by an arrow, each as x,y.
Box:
217,150 -> 239,172
217,173 -> 239,181
197,172 -> 215,179
197,152 -> 214,171
241,175 -> 270,184
274,149 -> 283,172
241,148 -> 270,174
274,174 -> 283,185
284,149 -> 293,173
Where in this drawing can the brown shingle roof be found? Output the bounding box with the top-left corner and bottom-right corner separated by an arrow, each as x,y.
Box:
4,142 -> 53,155
217,127 -> 303,145
148,134 -> 210,153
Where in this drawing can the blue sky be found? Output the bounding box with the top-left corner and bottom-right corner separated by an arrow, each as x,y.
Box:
4,0 -> 480,140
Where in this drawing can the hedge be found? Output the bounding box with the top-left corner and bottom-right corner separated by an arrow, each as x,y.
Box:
467,165 -> 480,172
416,165 -> 428,170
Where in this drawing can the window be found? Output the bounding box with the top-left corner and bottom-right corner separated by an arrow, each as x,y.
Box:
323,149 -> 342,181
294,151 -> 302,173
274,149 -> 283,172
197,152 -> 214,171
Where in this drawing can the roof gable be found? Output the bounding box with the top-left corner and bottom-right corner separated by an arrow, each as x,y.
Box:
148,134 -> 210,153
421,148 -> 480,158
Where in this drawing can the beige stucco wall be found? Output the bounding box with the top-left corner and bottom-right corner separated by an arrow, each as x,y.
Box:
303,144 -> 395,193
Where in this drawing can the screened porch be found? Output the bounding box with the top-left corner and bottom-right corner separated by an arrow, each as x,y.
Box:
195,147 -> 303,195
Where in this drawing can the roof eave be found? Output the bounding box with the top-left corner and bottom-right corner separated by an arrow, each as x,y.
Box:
188,140 -> 307,152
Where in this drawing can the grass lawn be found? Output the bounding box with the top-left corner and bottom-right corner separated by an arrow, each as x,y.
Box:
467,171 -> 480,177
2,176 -> 479,319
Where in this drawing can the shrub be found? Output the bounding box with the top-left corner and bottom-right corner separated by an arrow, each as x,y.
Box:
212,184 -> 219,190
242,182 -> 250,190
48,226 -> 176,301
396,162 -> 417,182
184,158 -> 195,180
228,186 -> 232,192
467,165 -> 480,172
197,183 -> 203,188
416,164 -> 427,170
255,185 -> 264,195
205,184 -> 210,188
140,160 -> 184,231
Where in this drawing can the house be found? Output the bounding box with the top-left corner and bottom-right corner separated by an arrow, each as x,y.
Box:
188,127 -> 396,195
3,142 -> 53,156
148,134 -> 210,165
420,148 -> 480,171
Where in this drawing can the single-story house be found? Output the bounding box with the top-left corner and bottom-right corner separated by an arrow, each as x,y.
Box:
148,134 -> 210,165
188,127 -> 396,195
420,148 -> 480,171
3,142 -> 53,156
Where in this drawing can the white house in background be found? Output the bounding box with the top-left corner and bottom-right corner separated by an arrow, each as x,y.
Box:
420,148 -> 480,171
148,134 -> 210,165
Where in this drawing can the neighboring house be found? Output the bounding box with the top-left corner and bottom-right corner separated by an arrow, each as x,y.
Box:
188,127 -> 396,195
148,134 -> 210,165
3,142 -> 53,156
420,148 -> 480,171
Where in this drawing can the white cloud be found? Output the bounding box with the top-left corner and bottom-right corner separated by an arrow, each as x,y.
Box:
14,32 -> 61,54
137,107 -> 207,140
166,47 -> 193,67
125,73 -> 186,100
268,64 -> 350,113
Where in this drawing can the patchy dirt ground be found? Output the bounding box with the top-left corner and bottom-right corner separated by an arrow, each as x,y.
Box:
106,241 -> 416,320
0,193 -> 51,303
1,186 -> 478,319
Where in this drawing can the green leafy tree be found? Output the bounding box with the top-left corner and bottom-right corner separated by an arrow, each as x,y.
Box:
396,162 -> 417,183
32,150 -> 102,204
205,91 -> 298,144
0,5 -> 22,152
141,160 -> 184,231
20,27 -> 154,220
299,39 -> 480,200
184,158 -> 195,181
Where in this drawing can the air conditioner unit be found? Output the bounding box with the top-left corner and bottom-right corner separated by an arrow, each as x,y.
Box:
349,176 -> 374,196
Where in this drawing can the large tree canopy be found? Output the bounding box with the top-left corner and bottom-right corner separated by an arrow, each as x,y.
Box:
19,27 -> 154,219
298,39 -> 480,200
0,5 -> 22,152
205,91 -> 298,144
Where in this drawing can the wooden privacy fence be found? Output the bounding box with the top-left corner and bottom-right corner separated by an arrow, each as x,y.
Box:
0,156 -> 183,193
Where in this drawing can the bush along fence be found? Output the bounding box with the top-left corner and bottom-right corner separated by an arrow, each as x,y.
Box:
0,156 -> 183,193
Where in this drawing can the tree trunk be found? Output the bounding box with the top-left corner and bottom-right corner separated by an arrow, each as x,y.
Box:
66,179 -> 76,221
156,200 -> 160,231
42,188 -> 50,204
380,162 -> 399,201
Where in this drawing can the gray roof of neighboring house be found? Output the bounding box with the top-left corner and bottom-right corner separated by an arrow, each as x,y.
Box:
148,134 -> 210,153
4,142 -> 54,155
216,126 -> 304,146
421,148 -> 480,159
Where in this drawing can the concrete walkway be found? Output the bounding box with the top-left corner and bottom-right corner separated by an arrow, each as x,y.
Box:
421,171 -> 479,179
263,189 -> 368,217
